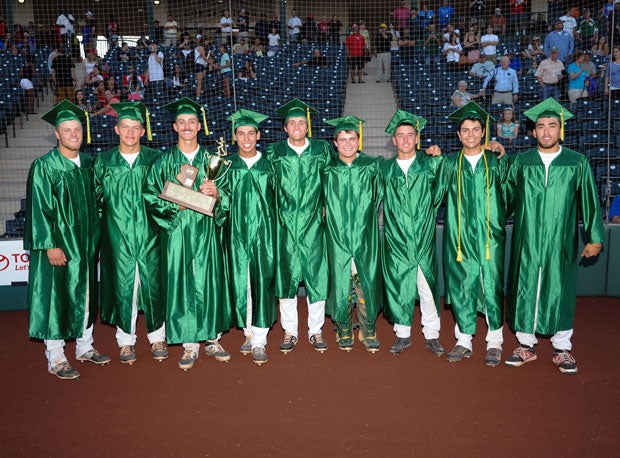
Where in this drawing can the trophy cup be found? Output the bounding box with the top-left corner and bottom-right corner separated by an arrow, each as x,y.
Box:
158,138 -> 231,216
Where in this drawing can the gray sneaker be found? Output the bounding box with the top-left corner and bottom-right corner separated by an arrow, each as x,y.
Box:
178,349 -> 198,371
49,361 -> 80,380
119,345 -> 137,365
309,333 -> 328,352
425,339 -> 445,357
279,333 -> 298,354
485,348 -> 502,367
389,337 -> 412,354
150,342 -> 168,361
252,346 -> 268,365
240,337 -> 252,355
76,348 -> 112,365
205,340 -> 231,362
446,345 -> 472,363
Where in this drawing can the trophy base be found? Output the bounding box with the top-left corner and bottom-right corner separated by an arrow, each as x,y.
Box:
158,181 -> 216,216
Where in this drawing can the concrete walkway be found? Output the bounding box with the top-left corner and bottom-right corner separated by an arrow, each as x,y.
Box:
341,58 -> 397,158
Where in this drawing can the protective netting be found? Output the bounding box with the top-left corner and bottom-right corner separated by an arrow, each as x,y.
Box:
0,1 -> 619,236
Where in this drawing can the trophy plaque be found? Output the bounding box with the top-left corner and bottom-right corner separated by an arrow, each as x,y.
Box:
158,164 -> 217,216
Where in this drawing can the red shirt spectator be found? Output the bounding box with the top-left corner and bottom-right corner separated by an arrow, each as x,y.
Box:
346,29 -> 366,57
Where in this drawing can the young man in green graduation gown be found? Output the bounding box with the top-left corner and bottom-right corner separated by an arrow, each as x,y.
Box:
144,98 -> 231,371
94,102 -> 167,365
265,99 -> 331,353
436,102 -> 509,367
220,108 -> 277,365
381,110 -> 446,357
25,100 -> 111,380
321,116 -> 383,352
504,98 -> 605,374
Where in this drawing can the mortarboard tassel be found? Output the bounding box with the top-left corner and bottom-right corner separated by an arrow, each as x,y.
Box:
85,111 -> 91,144
201,107 -> 210,136
307,106 -> 312,138
358,120 -> 363,151
560,109 -> 564,141
145,107 -> 152,141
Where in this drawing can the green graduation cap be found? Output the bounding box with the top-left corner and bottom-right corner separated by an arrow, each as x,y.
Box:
448,101 -> 496,146
226,108 -> 269,143
111,102 -> 152,141
163,97 -> 210,135
274,98 -> 318,137
42,99 -> 91,143
523,98 -> 573,140
385,110 -> 428,150
325,115 -> 366,150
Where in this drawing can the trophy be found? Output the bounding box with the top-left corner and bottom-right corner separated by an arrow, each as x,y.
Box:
158,138 -> 231,216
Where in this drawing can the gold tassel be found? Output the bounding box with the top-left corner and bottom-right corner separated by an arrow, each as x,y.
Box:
307,106 -> 312,138
486,244 -> 491,260
201,107 -> 210,135
358,120 -> 363,151
85,111 -> 91,144
145,107 -> 152,141
456,151 -> 463,262
560,109 -> 564,141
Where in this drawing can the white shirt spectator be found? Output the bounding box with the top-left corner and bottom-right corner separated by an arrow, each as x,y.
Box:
559,15 -> 577,36
481,33 -> 499,56
56,13 -> 75,35
443,42 -> 462,63
148,51 -> 165,82
288,16 -> 302,35
220,15 -> 233,33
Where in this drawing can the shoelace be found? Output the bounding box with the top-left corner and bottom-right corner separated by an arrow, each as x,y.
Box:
59,361 -> 73,371
121,346 -> 134,356
182,349 -> 197,359
151,342 -> 165,352
312,334 -> 325,344
555,352 -> 575,364
283,334 -> 295,344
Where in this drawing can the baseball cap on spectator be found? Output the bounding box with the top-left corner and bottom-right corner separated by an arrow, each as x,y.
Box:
550,46 -> 559,52
380,23 -> 387,28
195,34 -> 202,39
85,11 -> 93,17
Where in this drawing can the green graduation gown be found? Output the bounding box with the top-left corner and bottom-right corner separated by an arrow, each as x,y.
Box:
24,148 -> 100,340
265,138 -> 330,303
94,146 -> 164,334
381,153 -> 443,325
321,153 -> 384,323
435,151 -> 508,334
222,153 -> 277,329
505,147 -> 605,334
143,146 -> 231,344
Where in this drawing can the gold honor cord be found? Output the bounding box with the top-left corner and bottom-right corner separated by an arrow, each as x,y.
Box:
145,107 -> 152,141
201,107 -> 210,136
306,106 -> 312,137
85,111 -> 91,144
456,149 -> 491,262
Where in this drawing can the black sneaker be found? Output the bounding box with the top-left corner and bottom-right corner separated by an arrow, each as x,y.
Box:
119,345 -> 137,365
505,345 -> 537,367
252,346 -> 268,365
484,348 -> 502,367
446,345 -> 472,363
49,361 -> 80,380
553,350 -> 578,374
151,342 -> 168,361
309,333 -> 328,353
425,339 -> 445,357
389,337 -> 412,354
76,348 -> 112,365
279,333 -> 298,354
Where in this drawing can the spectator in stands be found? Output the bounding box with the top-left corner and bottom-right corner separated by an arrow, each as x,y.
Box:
559,8 -> 577,37
536,47 -> 565,100
238,60 -> 256,80
288,10 -> 302,43
250,37 -> 265,56
107,15 -> 119,46
92,89 -> 119,117
491,8 -> 506,37
125,70 -> 145,101
18,31 -> 36,54
451,80 -> 483,107
84,66 -> 104,88
469,52 -> 494,78
0,15 -> 6,42
418,4 -> 435,29
237,9 -> 249,40
506,49 -> 523,75
462,25 -> 481,55
604,45 -> 620,100
233,37 -> 249,55
106,76 -> 122,100
194,34 -> 210,99
93,80 -> 106,107
220,10 -> 233,45
171,64 -> 187,88
544,20 -> 574,63
25,101 -> 111,380
82,11 -> 96,54
152,20 -> 163,44
268,27 -> 280,53
438,0 -> 455,29
393,0 -> 411,32
302,15 -> 318,43
443,32 -> 462,72
591,36 -> 609,57
328,15 -> 343,43
423,22 -> 443,66
408,8 -> 422,42
481,56 -> 519,105
480,24 -> 499,64
318,17 -> 329,42
164,14 -> 178,46
576,8 -> 599,51
610,196 -> 620,223
56,10 -> 75,52
270,14 -> 281,36
217,43 -> 231,97
74,89 -> 94,113
469,0 -> 486,28
19,54 -> 38,114
442,24 -> 460,44
508,1 -> 528,36
359,21 -> 371,74
346,24 -> 366,83
496,107 -> 519,145
293,48 -> 328,67
145,42 -> 165,92
398,28 -> 416,62
117,42 -> 134,62
526,36 -> 544,63
529,13 -> 548,37
567,50 -> 589,104
375,23 -> 391,83
255,14 -> 270,46
389,23 -> 400,57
